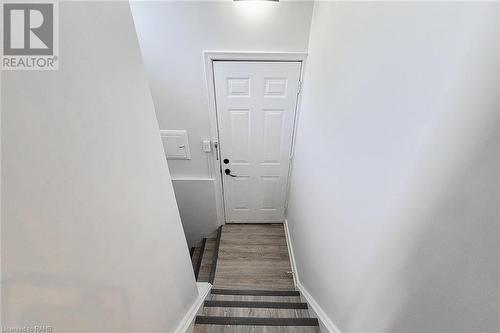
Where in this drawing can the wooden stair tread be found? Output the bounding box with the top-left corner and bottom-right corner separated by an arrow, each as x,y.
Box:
195,316 -> 319,326
194,324 -> 320,333
194,238 -> 207,280
210,294 -> 302,303
191,247 -> 201,269
202,307 -> 310,319
204,300 -> 308,309
198,238 -> 216,282
211,289 -> 300,296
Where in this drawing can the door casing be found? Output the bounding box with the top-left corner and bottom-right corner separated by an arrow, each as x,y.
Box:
203,51 -> 307,225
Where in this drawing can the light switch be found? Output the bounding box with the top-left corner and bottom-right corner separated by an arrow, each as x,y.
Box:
202,139 -> 212,153
160,130 -> 191,160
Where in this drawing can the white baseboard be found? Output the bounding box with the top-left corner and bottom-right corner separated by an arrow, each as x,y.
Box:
283,218 -> 299,286
175,282 -> 212,333
283,219 -> 342,333
296,281 -> 342,333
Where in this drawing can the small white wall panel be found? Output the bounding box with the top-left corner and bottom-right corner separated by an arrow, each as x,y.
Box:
160,130 -> 191,160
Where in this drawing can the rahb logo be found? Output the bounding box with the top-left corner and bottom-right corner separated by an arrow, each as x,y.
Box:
2,1 -> 58,70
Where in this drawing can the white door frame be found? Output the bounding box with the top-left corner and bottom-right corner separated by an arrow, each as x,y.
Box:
203,51 -> 307,225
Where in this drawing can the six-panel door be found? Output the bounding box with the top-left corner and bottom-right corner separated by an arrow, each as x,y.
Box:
213,61 -> 301,222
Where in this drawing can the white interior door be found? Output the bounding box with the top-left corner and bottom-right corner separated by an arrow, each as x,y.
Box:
214,61 -> 301,223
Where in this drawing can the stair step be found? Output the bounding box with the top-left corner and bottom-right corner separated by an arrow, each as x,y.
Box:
198,238 -> 217,282
194,324 -> 320,333
209,226 -> 222,284
194,238 -> 207,279
210,294 -> 302,303
204,301 -> 308,309
191,247 -> 201,269
195,316 -> 319,326
211,289 -> 300,296
202,307 -> 310,318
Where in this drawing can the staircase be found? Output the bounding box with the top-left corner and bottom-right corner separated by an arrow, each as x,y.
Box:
190,228 -> 222,283
194,288 -> 320,332
191,224 -> 320,332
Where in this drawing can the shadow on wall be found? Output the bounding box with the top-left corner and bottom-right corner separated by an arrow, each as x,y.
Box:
341,107 -> 500,333
3,273 -> 132,332
386,131 -> 500,332
342,11 -> 500,329
172,179 -> 219,247
341,131 -> 500,332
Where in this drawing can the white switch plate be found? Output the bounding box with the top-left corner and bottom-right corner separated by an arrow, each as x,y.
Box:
160,130 -> 191,160
202,139 -> 212,153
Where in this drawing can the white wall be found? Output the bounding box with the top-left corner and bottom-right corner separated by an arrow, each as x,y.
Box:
172,179 -> 218,246
287,2 -> 499,332
130,0 -> 313,245
1,2 -> 198,332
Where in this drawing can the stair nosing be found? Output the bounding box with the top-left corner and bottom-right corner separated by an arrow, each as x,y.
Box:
204,300 -> 308,309
211,289 -> 300,296
195,316 -> 319,326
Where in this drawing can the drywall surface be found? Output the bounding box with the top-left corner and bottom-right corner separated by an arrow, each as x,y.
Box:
130,0 -> 313,244
130,0 -> 313,178
172,179 -> 218,246
1,2 -> 198,332
286,2 -> 499,332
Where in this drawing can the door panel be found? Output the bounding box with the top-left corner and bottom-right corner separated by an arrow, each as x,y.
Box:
214,61 -> 301,223
229,109 -> 251,163
262,109 -> 285,163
